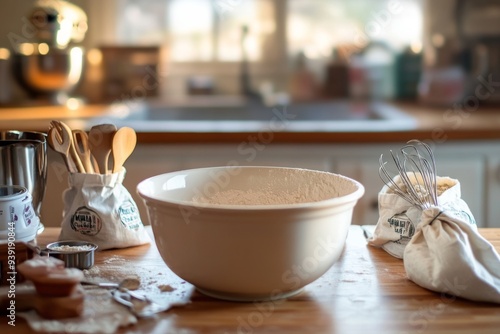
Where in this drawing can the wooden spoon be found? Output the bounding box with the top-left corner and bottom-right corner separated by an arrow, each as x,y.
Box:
111,127 -> 137,173
88,124 -> 117,174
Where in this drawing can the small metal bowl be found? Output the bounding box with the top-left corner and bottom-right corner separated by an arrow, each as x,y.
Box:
43,240 -> 98,269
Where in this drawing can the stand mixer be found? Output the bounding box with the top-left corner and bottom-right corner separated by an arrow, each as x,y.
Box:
11,0 -> 88,105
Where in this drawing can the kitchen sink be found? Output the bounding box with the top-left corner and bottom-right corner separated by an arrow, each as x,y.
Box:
92,99 -> 417,132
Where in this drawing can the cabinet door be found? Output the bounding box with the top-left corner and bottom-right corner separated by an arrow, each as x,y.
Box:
337,155 -> 485,227
181,156 -> 330,171
486,157 -> 500,228
336,159 -> 383,226
178,145 -> 332,171
434,157 -> 484,227
122,145 -> 184,225
41,150 -> 72,227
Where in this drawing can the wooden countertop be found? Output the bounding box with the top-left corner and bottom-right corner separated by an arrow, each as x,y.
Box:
2,226 -> 499,333
1,100 -> 500,143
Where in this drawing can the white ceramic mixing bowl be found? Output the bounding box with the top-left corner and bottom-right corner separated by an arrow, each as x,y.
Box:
137,166 -> 364,301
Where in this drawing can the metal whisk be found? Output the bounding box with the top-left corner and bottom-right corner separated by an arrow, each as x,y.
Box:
379,140 -> 438,209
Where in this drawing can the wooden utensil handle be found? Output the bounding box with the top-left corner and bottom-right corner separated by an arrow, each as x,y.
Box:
68,138 -> 85,174
47,126 -> 78,173
73,129 -> 95,173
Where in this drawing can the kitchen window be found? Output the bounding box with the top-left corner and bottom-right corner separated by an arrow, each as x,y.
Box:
287,0 -> 423,59
105,0 -> 422,63
84,0 -> 423,97
112,0 -> 278,62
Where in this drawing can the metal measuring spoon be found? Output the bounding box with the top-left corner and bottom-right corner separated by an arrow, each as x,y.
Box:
81,277 -> 145,299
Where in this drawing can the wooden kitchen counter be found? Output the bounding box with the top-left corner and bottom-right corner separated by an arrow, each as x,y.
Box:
1,101 -> 500,144
2,226 -> 499,334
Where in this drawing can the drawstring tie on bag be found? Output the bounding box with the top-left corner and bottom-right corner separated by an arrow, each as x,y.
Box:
428,210 -> 443,226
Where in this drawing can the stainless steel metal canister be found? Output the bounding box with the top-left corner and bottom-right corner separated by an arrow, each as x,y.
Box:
0,185 -> 40,242
0,131 -> 47,232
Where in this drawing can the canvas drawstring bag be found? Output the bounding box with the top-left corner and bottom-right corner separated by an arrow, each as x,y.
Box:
59,169 -> 150,250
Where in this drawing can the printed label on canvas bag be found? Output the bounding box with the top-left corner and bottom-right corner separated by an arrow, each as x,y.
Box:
71,206 -> 102,236
388,212 -> 415,240
119,201 -> 142,231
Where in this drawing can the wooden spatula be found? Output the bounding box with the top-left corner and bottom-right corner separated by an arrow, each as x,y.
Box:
88,124 -> 117,174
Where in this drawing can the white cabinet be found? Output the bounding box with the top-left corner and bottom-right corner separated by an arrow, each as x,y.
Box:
41,150 -> 71,228
41,141 -> 497,228
430,155 -> 485,226
486,155 -> 500,228
336,158 -> 385,226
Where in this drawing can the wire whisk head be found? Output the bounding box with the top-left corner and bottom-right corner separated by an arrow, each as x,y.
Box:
379,140 -> 438,209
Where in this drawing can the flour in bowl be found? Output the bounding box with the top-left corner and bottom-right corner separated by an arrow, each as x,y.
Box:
194,189 -> 306,205
192,169 -> 356,205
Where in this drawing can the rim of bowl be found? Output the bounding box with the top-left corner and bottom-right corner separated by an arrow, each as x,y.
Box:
137,166 -> 365,211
